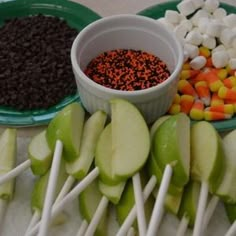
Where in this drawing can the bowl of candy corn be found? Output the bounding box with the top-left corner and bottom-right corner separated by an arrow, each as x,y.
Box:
139,0 -> 236,131
71,14 -> 184,124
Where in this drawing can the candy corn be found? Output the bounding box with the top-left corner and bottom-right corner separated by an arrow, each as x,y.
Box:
218,86 -> 236,100
199,46 -> 211,58
168,103 -> 181,115
190,100 -> 204,120
194,81 -> 211,106
205,71 -> 224,92
178,80 -> 198,98
206,104 -> 234,115
204,111 -> 232,121
223,76 -> 236,88
210,93 -> 224,107
180,95 -> 194,114
180,69 -> 200,80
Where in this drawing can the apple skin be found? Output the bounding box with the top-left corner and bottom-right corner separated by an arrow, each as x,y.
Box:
66,110 -> 107,180
46,102 -> 85,162
79,178 -> 108,236
152,113 -> 190,188
110,99 -> 150,181
224,202 -> 236,224
0,128 -> 17,200
190,121 -> 225,193
29,130 -> 53,176
215,129 -> 236,203
150,115 -> 171,139
178,181 -> 200,227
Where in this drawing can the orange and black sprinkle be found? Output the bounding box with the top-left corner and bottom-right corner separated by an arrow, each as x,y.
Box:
84,49 -> 170,91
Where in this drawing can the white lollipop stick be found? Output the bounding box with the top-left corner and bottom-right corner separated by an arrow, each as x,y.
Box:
25,211 -> 41,235
76,220 -> 88,236
84,196 -> 109,236
132,172 -> 146,236
176,216 -> 189,236
0,159 -> 31,185
225,220 -> 236,236
192,181 -> 209,236
27,167 -> 99,236
127,227 -> 136,236
38,140 -> 63,236
202,195 -> 219,231
146,164 -> 173,236
117,175 -> 157,236
54,175 -> 75,204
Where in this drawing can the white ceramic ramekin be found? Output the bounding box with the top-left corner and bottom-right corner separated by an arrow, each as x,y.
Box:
71,14 -> 184,123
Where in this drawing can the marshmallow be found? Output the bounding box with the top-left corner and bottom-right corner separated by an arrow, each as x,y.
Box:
183,50 -> 190,62
165,10 -> 181,24
192,0 -> 205,9
191,9 -> 210,26
174,24 -> 188,40
204,0 -> 220,13
205,21 -> 223,38
233,38 -> 236,49
177,0 -> 196,16
213,8 -> 227,20
197,17 -> 210,34
190,56 -> 207,70
185,31 -> 203,46
229,58 -> 236,70
223,14 -> 236,28
212,50 -> 229,68
157,18 -> 175,31
202,34 -> 217,49
179,19 -> 193,32
220,28 -> 236,47
212,44 -> 226,53
227,48 -> 236,59
184,43 -> 199,59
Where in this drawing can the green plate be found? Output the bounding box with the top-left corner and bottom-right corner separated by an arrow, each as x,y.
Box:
0,0 -> 100,127
138,1 -> 236,132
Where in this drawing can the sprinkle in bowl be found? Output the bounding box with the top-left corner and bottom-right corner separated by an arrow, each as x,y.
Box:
71,14 -> 184,123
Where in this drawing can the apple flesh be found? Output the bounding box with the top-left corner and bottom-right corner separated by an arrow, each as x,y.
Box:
46,102 -> 85,162
66,110 -> 107,180
152,113 -> 190,188
215,129 -> 236,203
178,181 -> 200,227
0,128 -> 17,200
150,115 -> 170,139
28,130 -> 52,176
191,121 -> 225,193
79,178 -> 108,236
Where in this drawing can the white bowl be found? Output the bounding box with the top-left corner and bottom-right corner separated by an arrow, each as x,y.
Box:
71,14 -> 184,124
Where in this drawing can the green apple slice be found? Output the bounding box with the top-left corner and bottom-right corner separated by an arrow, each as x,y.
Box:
0,128 -> 17,200
66,110 -> 107,180
116,178 -> 154,230
150,115 -> 170,139
46,102 -> 85,162
215,130 -> 236,203
98,180 -> 126,205
31,159 -> 68,215
178,181 -> 200,227
95,123 -> 120,185
110,98 -> 150,180
147,153 -> 183,196
28,130 -> 52,176
79,178 -> 108,236
152,113 -> 190,188
191,121 -> 225,193
225,202 -> 236,223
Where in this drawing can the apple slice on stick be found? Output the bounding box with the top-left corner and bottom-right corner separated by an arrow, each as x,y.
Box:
0,128 -> 17,231
146,113 -> 191,236
224,202 -> 236,236
176,180 -> 200,236
191,121 -> 225,236
55,110 -> 107,203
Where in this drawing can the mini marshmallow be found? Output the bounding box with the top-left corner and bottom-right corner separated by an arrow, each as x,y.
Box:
174,24 -> 188,40
157,18 -> 175,31
227,48 -> 236,59
220,28 -> 236,47
229,58 -> 236,70
184,43 -> 199,59
213,8 -> 227,20
202,34 -> 217,49
192,0 -> 205,9
204,0 -> 220,13
190,56 -> 207,70
197,17 -> 210,34
185,31 -> 203,46
191,9 -> 210,26
212,44 -> 226,53
223,14 -> 236,28
183,50 -> 190,62
205,21 -> 223,38
165,10 -> 181,24
179,19 -> 193,32
177,0 -> 196,16
212,50 -> 229,68
233,38 -> 236,50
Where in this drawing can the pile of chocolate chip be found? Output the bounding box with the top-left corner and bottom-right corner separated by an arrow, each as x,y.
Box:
0,14 -> 78,110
